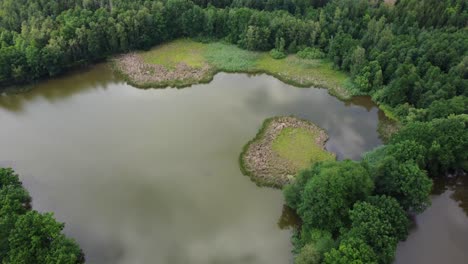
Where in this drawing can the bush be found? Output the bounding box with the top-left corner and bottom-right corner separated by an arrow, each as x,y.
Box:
295,243 -> 321,264
297,47 -> 325,60
293,228 -> 335,263
269,48 -> 286,59
324,237 -> 378,264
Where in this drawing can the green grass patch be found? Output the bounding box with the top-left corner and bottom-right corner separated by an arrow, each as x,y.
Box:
139,39 -> 207,69
256,55 -> 348,84
204,42 -> 259,72
272,127 -> 335,170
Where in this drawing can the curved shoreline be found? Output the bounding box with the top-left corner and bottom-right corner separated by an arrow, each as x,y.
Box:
112,40 -> 352,100
239,116 -> 335,188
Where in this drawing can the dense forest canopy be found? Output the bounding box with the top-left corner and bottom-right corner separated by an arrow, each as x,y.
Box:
0,0 -> 467,263
0,0 -> 466,123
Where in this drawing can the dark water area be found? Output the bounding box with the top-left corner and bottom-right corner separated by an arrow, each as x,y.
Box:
0,63 -> 464,263
395,174 -> 468,264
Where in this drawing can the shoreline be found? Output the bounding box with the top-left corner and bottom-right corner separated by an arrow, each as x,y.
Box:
112,39 -> 353,100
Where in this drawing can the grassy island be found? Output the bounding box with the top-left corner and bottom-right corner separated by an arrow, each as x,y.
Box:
240,116 -> 335,188
113,39 -> 352,99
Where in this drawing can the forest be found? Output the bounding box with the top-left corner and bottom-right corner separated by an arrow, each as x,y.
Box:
0,0 -> 467,263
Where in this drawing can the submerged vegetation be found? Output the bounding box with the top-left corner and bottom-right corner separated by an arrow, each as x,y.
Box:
114,39 -> 351,99
240,117 -> 334,188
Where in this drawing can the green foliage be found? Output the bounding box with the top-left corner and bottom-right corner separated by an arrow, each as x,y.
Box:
349,46 -> 367,77
0,168 -> 23,189
408,96 -> 468,122
0,0 -> 465,124
374,158 -> 432,212
351,196 -> 409,241
295,243 -> 321,264
141,39 -> 207,69
364,140 -> 432,213
287,114 -> 456,263
344,196 -> 409,264
385,140 -> 427,168
296,47 -> 325,60
296,161 -> 374,234
393,0 -> 467,29
292,228 -> 335,261
6,211 -> 83,264
0,168 -> 83,263
270,49 -> 287,59
284,164 -> 318,209
204,42 -> 259,71
328,32 -> 359,71
243,25 -> 272,50
323,237 -> 378,264
272,127 -> 335,171
391,115 -> 468,174
129,38 -> 351,98
1,1 -> 466,263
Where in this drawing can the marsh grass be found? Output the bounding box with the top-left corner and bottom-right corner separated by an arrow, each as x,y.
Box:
140,39 -> 207,69
272,127 -> 335,170
119,39 -> 353,99
204,42 -> 259,71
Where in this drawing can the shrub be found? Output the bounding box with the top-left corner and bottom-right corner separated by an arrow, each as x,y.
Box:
295,243 -> 321,264
324,237 -> 378,264
297,47 -> 325,60
270,48 -> 287,59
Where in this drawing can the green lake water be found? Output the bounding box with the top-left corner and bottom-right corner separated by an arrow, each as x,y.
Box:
0,64 -> 466,263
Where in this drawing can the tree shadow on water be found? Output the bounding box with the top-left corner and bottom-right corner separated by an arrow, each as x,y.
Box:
432,170 -> 468,217
277,204 -> 301,230
0,64 -> 119,113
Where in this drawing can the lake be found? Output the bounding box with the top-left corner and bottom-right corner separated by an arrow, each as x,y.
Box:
395,175 -> 468,264
0,64 -> 465,263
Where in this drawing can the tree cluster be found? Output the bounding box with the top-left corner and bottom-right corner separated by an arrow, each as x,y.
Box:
285,113 -> 467,263
0,168 -> 83,264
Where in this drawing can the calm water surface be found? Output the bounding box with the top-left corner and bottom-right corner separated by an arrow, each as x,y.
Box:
0,64 -> 464,264
395,175 -> 468,264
